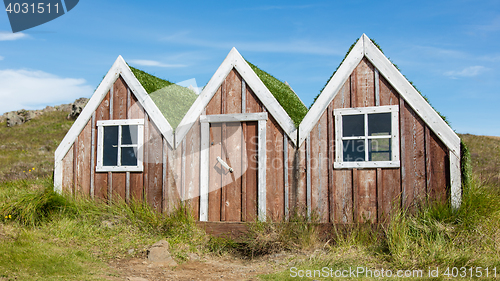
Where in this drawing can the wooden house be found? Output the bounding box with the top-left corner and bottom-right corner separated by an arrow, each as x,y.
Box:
54,34 -> 461,224
296,34 -> 461,223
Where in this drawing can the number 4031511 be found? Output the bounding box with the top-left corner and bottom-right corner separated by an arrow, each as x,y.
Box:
5,2 -> 60,14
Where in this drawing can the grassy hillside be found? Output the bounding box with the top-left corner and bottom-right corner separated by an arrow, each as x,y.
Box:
459,133 -> 500,186
0,111 -> 74,183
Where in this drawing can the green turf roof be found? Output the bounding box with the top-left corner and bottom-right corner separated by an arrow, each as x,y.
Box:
130,66 -> 198,129
246,61 -> 308,127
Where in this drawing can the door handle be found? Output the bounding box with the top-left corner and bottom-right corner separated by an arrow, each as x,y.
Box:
217,156 -> 233,173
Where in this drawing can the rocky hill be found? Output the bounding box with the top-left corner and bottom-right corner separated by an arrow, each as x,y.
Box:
0,98 -> 89,127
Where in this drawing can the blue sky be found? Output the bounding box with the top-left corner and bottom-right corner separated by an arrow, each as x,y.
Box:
0,0 -> 499,136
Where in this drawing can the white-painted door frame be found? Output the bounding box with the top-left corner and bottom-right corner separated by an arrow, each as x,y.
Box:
199,112 -> 268,221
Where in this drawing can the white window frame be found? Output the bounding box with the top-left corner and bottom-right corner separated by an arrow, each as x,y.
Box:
96,119 -> 144,172
334,105 -> 399,169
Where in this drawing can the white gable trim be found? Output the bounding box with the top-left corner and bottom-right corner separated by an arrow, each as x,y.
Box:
298,37 -> 365,146
54,55 -> 173,193
298,34 -> 460,158
175,47 -> 298,148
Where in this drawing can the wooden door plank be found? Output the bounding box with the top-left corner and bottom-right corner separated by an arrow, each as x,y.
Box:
76,119 -> 92,196
427,129 -> 449,203
333,169 -> 353,223
244,121 -> 258,221
209,123 -> 222,221
266,116 -> 284,221
223,123 -> 243,221
185,119 -> 201,219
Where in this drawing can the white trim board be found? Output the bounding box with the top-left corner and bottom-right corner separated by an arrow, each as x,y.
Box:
299,34 -> 459,158
54,55 -> 174,193
198,113 -> 268,221
175,47 -> 298,148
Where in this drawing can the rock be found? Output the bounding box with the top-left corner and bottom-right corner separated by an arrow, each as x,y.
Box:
67,98 -> 89,120
56,104 -> 72,112
128,249 -> 135,255
6,112 -> 24,127
42,106 -> 55,113
187,252 -> 200,261
147,240 -> 177,267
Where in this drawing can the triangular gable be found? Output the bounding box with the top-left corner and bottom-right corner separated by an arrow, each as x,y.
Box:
299,34 -> 460,158
175,48 -> 298,148
54,56 -> 174,192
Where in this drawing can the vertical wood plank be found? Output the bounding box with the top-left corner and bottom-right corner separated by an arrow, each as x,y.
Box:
184,119 -> 200,219
221,123 -> 226,221
245,87 -> 262,114
401,100 -> 426,211
244,121 -> 258,221
284,134 -> 289,220
258,118 -> 267,221
90,113 -> 95,198
427,129 -> 449,203
199,121 -> 210,221
113,77 -> 128,120
266,116 -> 284,221
94,92 -> 109,200
209,123 -> 222,221
328,104 -> 335,223
334,169 -> 353,223
374,68 -> 380,106
225,69 -> 242,114
143,114 -> 149,205
356,169 -> 377,223
380,168 -> 401,222
241,122 -> 247,221
128,94 -> 144,202
223,123 -> 243,221
379,75 -> 399,106
162,138 -> 167,213
306,135 -> 311,218
147,121 -> 163,212
62,145 -> 74,194
76,120 -> 92,196
112,172 -> 126,201
353,58 -> 376,108
352,168 -> 358,222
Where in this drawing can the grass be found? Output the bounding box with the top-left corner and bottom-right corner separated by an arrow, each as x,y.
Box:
0,111 -> 74,182
0,177 -> 210,280
130,66 -> 198,129
247,61 -> 308,127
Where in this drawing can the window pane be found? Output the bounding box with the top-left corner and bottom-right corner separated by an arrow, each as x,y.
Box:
342,114 -> 364,137
121,147 -> 138,166
343,139 -> 365,162
122,125 -> 138,145
369,138 -> 391,161
103,126 -> 118,166
368,113 -> 391,136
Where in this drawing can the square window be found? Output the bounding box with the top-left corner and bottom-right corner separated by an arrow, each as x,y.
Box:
97,119 -> 144,172
334,105 -> 399,169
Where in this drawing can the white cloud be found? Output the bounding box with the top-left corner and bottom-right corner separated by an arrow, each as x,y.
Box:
444,66 -> 488,78
0,31 -> 27,41
0,69 -> 94,114
128,59 -> 186,68
0,56 -> 4,61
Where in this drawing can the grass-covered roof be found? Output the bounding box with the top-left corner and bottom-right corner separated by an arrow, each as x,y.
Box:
130,66 -> 198,129
246,61 -> 308,127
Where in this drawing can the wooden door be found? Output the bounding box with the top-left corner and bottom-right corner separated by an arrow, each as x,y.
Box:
208,121 -> 258,221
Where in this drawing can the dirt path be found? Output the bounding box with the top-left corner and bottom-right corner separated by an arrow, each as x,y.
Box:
107,253 -> 298,281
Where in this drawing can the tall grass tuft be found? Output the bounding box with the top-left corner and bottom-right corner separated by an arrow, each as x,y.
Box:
242,208 -> 320,256
1,184 -> 73,226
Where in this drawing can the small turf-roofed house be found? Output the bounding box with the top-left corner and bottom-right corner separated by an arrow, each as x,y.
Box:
297,34 -> 461,223
174,47 -> 307,222
54,56 -> 198,212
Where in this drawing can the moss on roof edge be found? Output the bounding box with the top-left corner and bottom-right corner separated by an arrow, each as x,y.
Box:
128,66 -> 198,130
246,61 -> 308,127
311,38 -> 450,126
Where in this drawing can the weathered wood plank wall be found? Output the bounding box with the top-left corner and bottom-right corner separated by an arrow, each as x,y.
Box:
299,57 -> 450,223
60,75 -> 177,213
